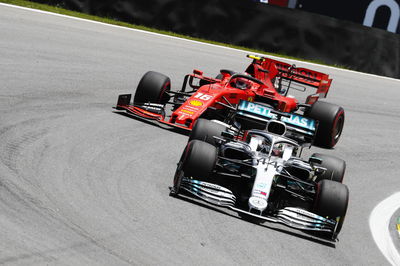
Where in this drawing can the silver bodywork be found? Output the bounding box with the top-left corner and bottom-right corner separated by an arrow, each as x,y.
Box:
178,127 -> 337,234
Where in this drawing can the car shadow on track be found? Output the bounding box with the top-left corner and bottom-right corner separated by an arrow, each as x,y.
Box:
171,190 -> 336,248
113,111 -> 189,136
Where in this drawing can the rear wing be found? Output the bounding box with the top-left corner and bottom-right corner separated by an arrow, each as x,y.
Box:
235,100 -> 317,145
247,55 -> 333,104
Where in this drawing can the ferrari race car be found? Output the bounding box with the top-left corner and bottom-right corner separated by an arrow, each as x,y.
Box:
115,55 -> 344,148
170,117 -> 349,240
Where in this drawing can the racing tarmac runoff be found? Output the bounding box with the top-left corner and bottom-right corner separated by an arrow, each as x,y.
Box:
1,3 -> 400,265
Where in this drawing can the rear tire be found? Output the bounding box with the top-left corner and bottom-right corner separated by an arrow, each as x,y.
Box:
189,119 -> 227,146
311,153 -> 346,183
307,101 -> 345,148
314,180 -> 349,239
133,71 -> 171,105
182,140 -> 217,180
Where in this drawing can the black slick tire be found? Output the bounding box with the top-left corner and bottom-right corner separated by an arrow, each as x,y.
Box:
314,180 -> 349,239
189,119 -> 227,146
133,71 -> 171,104
307,101 -> 345,148
182,140 -> 217,180
311,153 -> 346,183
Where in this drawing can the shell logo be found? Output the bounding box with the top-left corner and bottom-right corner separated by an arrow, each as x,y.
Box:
189,100 -> 203,107
247,97 -> 254,102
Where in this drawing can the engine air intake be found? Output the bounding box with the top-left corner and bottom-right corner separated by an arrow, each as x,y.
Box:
266,121 -> 286,136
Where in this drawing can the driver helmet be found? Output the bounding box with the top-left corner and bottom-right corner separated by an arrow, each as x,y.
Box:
230,77 -> 251,89
272,143 -> 284,157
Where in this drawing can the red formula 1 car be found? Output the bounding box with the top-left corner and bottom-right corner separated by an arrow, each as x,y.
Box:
115,55 -> 344,148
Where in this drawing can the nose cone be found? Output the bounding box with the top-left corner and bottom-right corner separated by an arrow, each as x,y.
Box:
249,196 -> 268,212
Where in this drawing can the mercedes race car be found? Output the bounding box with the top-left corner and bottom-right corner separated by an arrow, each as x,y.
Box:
170,116 -> 349,240
115,55 -> 344,148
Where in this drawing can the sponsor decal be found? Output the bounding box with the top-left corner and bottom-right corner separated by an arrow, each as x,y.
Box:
283,207 -> 333,224
256,183 -> 267,189
253,189 -> 262,194
189,100 -> 203,107
180,109 -> 194,115
275,63 -> 318,81
249,196 -> 268,210
191,180 -> 232,192
182,105 -> 199,111
247,96 -> 254,102
253,189 -> 268,198
143,106 -> 162,112
144,103 -> 164,108
294,208 -> 323,220
297,0 -> 400,34
238,101 -> 316,131
194,92 -> 213,101
363,0 -> 400,33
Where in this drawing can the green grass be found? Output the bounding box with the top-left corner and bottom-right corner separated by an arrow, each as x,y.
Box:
0,0 -> 348,69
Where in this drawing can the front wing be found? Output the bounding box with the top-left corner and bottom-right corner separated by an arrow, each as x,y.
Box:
114,94 -> 191,131
179,178 -> 337,235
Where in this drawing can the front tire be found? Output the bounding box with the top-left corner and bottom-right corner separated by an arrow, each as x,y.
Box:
314,180 -> 349,239
189,119 -> 227,146
311,153 -> 346,183
171,140 -> 217,196
133,71 -> 171,105
307,101 -> 345,148
182,140 -> 218,180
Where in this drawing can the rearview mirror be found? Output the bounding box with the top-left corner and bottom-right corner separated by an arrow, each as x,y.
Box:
221,130 -> 235,140
309,156 -> 323,165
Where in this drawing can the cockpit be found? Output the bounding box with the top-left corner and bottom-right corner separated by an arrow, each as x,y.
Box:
230,77 -> 252,90
246,130 -> 299,160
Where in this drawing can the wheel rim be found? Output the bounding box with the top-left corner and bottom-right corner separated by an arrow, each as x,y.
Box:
333,115 -> 344,142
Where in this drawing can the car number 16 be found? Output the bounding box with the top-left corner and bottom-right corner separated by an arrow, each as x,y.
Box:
194,92 -> 213,101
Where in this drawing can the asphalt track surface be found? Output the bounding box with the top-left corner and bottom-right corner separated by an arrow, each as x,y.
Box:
1,4 -> 400,265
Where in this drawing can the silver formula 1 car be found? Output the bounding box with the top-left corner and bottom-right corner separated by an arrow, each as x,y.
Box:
170,115 -> 349,240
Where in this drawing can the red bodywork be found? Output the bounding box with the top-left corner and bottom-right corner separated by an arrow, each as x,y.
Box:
116,56 -> 332,131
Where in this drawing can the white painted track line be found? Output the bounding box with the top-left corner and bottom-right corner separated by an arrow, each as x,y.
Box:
370,192 -> 400,266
